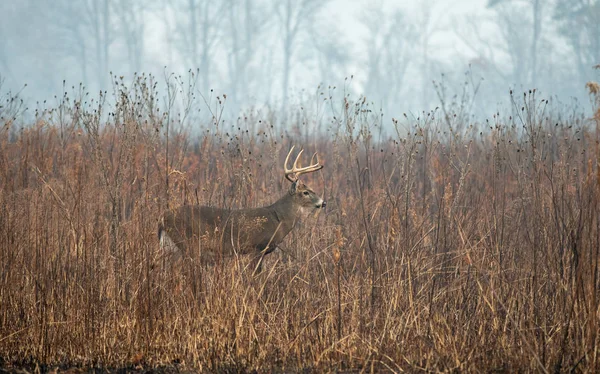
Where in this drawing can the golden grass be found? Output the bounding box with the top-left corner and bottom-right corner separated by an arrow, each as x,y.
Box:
0,85 -> 599,373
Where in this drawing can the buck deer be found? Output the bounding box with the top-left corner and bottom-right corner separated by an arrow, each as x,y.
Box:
158,146 -> 325,272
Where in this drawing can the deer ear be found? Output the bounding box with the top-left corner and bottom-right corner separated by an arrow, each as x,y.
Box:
290,181 -> 298,194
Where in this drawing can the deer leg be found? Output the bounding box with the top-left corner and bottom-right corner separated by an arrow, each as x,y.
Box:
250,253 -> 264,276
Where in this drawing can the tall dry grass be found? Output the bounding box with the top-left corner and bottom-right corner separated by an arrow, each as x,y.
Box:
0,76 -> 599,372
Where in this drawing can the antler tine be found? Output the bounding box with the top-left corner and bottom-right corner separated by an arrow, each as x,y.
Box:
293,149 -> 304,169
284,146 -> 298,182
304,152 -> 322,172
284,146 -> 295,170
293,151 -> 323,176
284,146 -> 323,183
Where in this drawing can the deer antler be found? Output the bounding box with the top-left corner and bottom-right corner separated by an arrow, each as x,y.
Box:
284,146 -> 323,182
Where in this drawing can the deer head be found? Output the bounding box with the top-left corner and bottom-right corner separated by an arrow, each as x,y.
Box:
283,146 -> 326,215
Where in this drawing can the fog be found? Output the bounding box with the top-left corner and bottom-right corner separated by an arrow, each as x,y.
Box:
1,0 -> 598,126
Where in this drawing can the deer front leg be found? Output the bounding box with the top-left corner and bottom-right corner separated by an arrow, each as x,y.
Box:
250,244 -> 277,276
250,254 -> 264,276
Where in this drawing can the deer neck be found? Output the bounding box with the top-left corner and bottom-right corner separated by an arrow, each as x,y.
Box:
271,193 -> 302,232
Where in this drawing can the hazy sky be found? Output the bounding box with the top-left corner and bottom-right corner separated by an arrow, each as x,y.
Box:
1,0 -> 598,124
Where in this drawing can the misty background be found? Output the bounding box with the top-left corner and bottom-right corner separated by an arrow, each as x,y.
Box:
0,0 -> 599,126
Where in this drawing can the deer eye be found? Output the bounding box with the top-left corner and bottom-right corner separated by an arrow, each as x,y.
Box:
303,191 -> 309,196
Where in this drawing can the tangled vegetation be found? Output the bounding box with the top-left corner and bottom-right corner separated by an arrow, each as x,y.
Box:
1,75 -> 599,372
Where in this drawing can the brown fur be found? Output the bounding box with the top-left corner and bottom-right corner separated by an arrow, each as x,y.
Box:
158,181 -> 324,266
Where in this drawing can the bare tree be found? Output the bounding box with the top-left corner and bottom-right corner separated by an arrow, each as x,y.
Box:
225,0 -> 269,111
554,0 -> 600,84
114,0 -> 146,74
0,3 -> 12,78
89,0 -> 112,90
488,0 -> 545,88
43,0 -> 114,90
274,0 -> 330,112
0,1 -> 68,88
414,0 -> 452,110
362,6 -> 416,115
309,21 -> 350,86
171,0 -> 226,92
455,0 -> 552,93
49,2 -> 90,84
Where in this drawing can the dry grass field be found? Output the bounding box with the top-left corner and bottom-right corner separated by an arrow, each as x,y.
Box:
1,77 -> 600,372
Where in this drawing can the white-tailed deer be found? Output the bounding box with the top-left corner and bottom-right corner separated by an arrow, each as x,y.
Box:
158,146 -> 325,271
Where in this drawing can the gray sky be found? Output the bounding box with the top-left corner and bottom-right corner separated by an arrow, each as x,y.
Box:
1,0 -> 598,125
